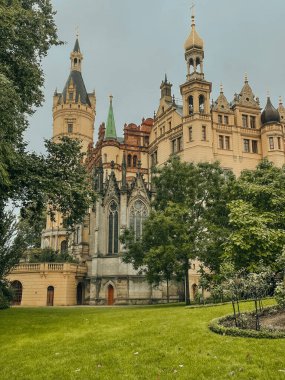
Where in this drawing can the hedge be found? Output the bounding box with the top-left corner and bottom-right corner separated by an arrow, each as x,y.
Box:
209,311 -> 285,339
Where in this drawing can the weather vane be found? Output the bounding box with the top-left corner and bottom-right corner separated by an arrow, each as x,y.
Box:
190,1 -> 195,17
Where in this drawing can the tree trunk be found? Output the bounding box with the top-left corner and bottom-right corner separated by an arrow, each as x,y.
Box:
185,268 -> 190,305
254,299 -> 260,331
166,278 -> 169,303
232,300 -> 237,327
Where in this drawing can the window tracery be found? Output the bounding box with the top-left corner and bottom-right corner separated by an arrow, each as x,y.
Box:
129,200 -> 148,239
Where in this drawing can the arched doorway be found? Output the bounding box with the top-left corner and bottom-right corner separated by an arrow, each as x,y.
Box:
11,281 -> 22,305
77,283 -> 84,305
107,284 -> 114,305
47,286 -> 54,306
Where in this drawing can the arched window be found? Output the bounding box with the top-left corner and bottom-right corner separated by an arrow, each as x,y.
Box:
129,200 -> 148,239
61,240 -> 68,253
189,58 -> 194,74
108,201 -> 119,255
11,281 -> 22,305
196,57 -> 201,72
188,95 -> 194,115
47,286 -> 54,306
199,95 -> 205,113
133,155 -> 137,167
127,154 -> 132,167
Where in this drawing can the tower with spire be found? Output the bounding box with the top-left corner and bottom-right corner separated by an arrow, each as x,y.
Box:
180,7 -> 213,162
52,37 -> 96,152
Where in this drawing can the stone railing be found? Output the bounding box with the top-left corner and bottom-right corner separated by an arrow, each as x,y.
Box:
11,262 -> 87,275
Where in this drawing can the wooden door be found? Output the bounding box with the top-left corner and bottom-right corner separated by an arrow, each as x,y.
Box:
107,285 -> 114,305
47,286 -> 54,306
11,281 -> 22,305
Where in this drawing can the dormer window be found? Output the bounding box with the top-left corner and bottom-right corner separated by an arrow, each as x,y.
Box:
69,92 -> 73,101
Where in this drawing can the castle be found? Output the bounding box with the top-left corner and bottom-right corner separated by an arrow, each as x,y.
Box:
8,13 -> 285,306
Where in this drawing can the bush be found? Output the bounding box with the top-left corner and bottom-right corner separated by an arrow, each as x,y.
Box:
0,280 -> 12,310
274,281 -> 285,309
28,248 -> 78,263
209,308 -> 285,339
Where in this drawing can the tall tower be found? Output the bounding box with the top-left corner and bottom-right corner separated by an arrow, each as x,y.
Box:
180,10 -> 213,162
42,38 -> 96,253
52,38 -> 96,152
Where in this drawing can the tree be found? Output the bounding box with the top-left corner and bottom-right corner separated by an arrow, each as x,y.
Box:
224,159 -> 285,271
0,2 -> 95,305
123,157 -> 232,304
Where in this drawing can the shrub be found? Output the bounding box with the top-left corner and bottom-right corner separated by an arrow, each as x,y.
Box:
274,281 -> 285,309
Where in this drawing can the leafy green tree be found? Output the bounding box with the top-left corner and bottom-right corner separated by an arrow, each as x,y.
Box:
224,159 -> 285,271
123,157 -> 232,304
0,2 -> 95,305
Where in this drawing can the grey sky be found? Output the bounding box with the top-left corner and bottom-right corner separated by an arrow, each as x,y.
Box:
26,0 -> 285,153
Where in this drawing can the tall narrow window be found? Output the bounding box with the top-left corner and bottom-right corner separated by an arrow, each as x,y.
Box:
252,140 -> 258,153
269,137 -> 274,150
189,126 -> 193,141
202,126 -> 207,141
127,154 -> 132,167
218,115 -> 223,124
243,139 -> 250,152
225,136 -> 230,150
188,96 -> 194,115
250,116 -> 256,129
133,155 -> 137,167
172,139 -> 177,153
199,95 -> 205,113
108,201 -> 119,255
129,200 -> 148,240
242,115 -> 248,128
219,135 -> 224,149
68,123 -> 73,133
224,115 -> 229,125
277,137 -> 281,150
177,137 -> 182,151
69,92 -> 74,101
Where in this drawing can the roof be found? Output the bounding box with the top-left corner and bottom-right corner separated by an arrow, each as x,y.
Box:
73,38 -> 80,53
184,17 -> 204,50
261,97 -> 280,125
105,97 -> 117,140
61,70 -> 91,106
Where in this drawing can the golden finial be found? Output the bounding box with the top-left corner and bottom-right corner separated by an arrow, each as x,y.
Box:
75,26 -> 79,39
109,94 -> 113,103
220,83 -> 224,93
244,73 -> 248,83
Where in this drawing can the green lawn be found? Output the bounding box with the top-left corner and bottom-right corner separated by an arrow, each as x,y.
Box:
0,300 -> 285,380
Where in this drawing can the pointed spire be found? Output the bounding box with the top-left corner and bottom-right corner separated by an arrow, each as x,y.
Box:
105,95 -> 117,140
184,2 -> 203,51
73,38 -> 80,53
220,83 -> 224,94
165,73 -> 168,83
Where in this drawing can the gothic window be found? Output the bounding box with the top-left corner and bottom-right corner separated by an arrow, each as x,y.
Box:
188,96 -> 194,115
199,95 -> 205,113
108,201 -> 119,255
129,200 -> 148,240
127,154 -> 132,167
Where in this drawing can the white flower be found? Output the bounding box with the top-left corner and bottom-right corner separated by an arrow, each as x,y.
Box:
134,352 -> 139,355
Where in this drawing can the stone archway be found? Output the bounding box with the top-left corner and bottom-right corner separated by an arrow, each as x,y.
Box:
47,286 -> 54,306
77,283 -> 84,305
11,281 -> 22,305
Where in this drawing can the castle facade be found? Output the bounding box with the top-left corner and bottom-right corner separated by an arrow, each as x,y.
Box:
9,14 -> 285,306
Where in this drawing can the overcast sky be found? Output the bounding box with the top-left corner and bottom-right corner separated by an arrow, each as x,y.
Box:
26,0 -> 285,153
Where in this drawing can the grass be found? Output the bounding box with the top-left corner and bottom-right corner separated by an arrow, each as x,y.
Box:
0,300 -> 285,379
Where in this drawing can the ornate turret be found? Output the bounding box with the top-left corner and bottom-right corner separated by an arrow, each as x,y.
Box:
52,37 -> 96,152
105,95 -> 117,140
184,8 -> 204,80
233,74 -> 260,109
278,96 -> 285,122
160,74 -> 172,102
